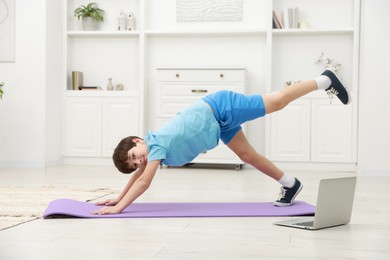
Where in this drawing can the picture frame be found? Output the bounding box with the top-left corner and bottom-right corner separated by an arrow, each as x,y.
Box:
0,0 -> 15,62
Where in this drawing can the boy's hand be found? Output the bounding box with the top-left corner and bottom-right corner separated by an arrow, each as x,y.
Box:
91,160 -> 160,216
95,198 -> 119,206
91,206 -> 121,215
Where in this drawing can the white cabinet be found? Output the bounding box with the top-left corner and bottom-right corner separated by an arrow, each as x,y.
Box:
155,68 -> 246,167
269,98 -> 354,163
64,93 -> 140,158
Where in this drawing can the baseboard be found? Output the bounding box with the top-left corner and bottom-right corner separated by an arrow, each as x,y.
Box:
0,161 -> 46,168
261,162 -> 357,172
62,157 -> 113,166
356,169 -> 390,176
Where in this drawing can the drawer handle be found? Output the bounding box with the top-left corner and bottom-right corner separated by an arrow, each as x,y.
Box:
175,73 -> 180,78
192,89 -> 208,93
220,73 -> 224,78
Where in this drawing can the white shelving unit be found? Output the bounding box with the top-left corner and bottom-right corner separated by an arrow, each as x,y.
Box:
62,0 -> 360,170
62,0 -> 144,163
266,0 -> 360,171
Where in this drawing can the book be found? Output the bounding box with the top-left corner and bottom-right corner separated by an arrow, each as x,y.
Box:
282,7 -> 299,29
273,11 -> 284,29
272,16 -> 278,29
78,86 -> 102,91
292,7 -> 299,28
71,71 -> 83,90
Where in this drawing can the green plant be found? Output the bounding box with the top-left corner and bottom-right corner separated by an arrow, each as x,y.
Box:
0,82 -> 4,99
74,2 -> 105,22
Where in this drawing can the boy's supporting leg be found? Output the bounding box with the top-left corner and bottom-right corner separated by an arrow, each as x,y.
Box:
227,130 -> 284,181
227,130 -> 302,206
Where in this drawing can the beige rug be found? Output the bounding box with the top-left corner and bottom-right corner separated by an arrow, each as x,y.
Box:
0,185 -> 114,230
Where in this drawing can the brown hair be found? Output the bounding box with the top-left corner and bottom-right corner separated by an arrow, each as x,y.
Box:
112,136 -> 142,174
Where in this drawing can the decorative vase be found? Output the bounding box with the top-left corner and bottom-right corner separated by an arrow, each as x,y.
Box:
118,11 -> 126,31
82,17 -> 98,30
106,78 -> 114,91
126,12 -> 135,31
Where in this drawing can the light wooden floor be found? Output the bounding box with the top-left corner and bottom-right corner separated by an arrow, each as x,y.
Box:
0,165 -> 389,259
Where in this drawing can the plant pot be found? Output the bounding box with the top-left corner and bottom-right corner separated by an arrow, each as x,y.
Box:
82,17 -> 99,30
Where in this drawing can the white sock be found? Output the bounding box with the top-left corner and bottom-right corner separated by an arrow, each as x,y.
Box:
314,75 -> 331,90
278,174 -> 296,188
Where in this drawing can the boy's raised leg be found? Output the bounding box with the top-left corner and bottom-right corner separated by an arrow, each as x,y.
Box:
263,70 -> 350,115
262,80 -> 318,114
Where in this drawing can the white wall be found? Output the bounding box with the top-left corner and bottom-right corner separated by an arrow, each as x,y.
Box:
357,0 -> 390,175
0,0 -> 62,167
45,0 -> 63,166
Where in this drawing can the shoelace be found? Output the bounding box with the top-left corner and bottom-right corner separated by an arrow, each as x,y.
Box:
326,87 -> 339,104
277,187 -> 287,200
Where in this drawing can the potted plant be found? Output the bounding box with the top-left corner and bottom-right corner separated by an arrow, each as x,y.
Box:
0,82 -> 4,99
74,2 -> 105,30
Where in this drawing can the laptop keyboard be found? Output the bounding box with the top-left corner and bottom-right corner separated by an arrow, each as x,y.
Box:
295,221 -> 314,227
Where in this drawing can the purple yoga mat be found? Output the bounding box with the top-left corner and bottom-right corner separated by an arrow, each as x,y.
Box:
43,199 -> 315,219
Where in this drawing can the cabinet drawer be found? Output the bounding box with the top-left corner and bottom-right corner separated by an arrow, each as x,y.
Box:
157,69 -> 246,82
160,101 -> 192,116
159,83 -> 244,99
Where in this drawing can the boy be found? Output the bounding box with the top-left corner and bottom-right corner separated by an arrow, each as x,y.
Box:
93,69 -> 350,215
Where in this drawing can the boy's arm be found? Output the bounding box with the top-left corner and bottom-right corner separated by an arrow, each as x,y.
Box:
95,167 -> 144,206
117,168 -> 145,200
92,160 -> 161,215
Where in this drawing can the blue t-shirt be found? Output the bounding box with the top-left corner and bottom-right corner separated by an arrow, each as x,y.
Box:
145,99 -> 220,166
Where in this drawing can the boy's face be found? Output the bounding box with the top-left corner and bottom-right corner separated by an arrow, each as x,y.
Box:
127,138 -> 149,171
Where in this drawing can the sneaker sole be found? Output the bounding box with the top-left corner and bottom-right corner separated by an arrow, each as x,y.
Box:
323,69 -> 351,105
273,183 -> 303,207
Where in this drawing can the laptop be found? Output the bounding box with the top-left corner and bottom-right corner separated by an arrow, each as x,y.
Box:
274,176 -> 357,230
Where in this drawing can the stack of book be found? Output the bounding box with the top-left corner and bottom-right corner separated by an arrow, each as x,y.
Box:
71,71 -> 102,90
273,7 -> 300,29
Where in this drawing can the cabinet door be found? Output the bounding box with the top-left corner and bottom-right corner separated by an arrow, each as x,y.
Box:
64,97 -> 102,157
311,99 -> 353,162
269,99 -> 311,161
101,97 -> 139,157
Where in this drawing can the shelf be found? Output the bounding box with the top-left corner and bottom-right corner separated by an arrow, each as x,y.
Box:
272,28 -> 354,36
157,66 -> 247,70
67,31 -> 140,38
64,90 -> 140,97
145,29 -> 267,37
66,29 -> 354,37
